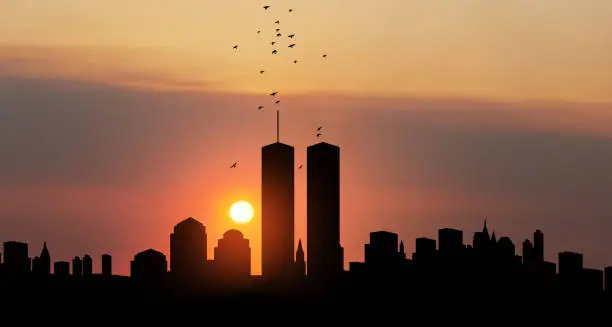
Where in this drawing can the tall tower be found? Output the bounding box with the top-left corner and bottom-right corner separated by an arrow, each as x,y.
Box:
534,229 -> 544,262
307,142 -> 343,279
261,110 -> 295,277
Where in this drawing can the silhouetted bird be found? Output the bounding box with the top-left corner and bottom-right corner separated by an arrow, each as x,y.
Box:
258,106 -> 264,110
317,126 -> 323,131
275,20 -> 280,24
322,54 -> 327,58
260,70 -> 265,74
289,9 -> 293,12
257,30 -> 261,34
288,44 -> 295,48
233,45 -> 239,50
293,60 -> 298,63
271,41 -> 276,45
276,28 -> 281,32
288,34 -> 295,38
230,162 -> 238,168
275,100 -> 280,104
272,49 -> 278,54
263,5 -> 270,10
276,33 -> 282,37
316,132 -> 322,137
270,91 -> 278,96
297,164 -> 303,169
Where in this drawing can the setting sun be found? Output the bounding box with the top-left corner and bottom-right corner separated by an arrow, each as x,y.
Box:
230,201 -> 254,224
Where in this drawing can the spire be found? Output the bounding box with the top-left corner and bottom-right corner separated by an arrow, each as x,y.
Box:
276,109 -> 280,142
491,231 -> 497,244
482,218 -> 489,239
41,241 -> 50,258
295,239 -> 305,263
399,241 -> 405,254
296,239 -> 304,254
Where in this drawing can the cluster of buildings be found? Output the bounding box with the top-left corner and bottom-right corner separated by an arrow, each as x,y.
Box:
1,119 -> 612,295
130,128 -> 343,282
0,241 -> 112,278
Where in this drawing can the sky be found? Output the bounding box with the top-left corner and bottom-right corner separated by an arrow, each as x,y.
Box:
0,0 -> 611,275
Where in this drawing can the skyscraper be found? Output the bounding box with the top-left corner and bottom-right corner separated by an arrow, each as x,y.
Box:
170,217 -> 207,278
72,256 -> 83,277
261,110 -> 295,277
534,229 -> 544,262
306,142 -> 343,279
102,254 -> 112,276
82,254 -> 93,277
3,241 -> 30,275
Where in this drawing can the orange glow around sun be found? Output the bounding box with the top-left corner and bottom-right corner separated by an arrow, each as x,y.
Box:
230,201 -> 254,224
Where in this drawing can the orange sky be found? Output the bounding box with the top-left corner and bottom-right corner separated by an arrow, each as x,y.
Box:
1,0 -> 611,102
0,1 -> 611,276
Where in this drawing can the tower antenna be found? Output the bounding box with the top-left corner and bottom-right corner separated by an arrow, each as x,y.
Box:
276,109 -> 280,142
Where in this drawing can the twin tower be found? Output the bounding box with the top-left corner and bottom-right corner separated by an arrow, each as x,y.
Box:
261,112 -> 343,279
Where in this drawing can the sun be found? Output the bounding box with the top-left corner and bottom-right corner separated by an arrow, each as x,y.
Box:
230,201 -> 254,224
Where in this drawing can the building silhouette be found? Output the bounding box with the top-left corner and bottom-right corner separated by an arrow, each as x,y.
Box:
32,242 -> 51,276
212,229 -> 251,278
170,217 -> 207,279
559,251 -> 583,290
534,229 -> 544,262
295,239 -> 305,276
131,249 -> 167,279
83,254 -> 93,277
261,113 -> 295,278
306,142 -> 343,280
363,231 -> 404,275
413,237 -> 436,265
102,254 -> 112,276
54,261 -> 70,276
3,241 -> 30,275
72,256 -> 82,277
604,266 -> 612,292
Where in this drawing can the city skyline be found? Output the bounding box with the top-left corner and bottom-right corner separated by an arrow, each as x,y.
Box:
1,1 -> 612,277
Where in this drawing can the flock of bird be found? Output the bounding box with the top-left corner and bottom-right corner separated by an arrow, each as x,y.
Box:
230,5 -> 328,170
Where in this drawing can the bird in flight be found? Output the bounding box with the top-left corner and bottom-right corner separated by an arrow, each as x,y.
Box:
271,41 -> 276,45
288,34 -> 295,38
276,33 -> 282,37
263,5 -> 270,10
275,100 -> 280,104
260,70 -> 265,74
230,161 -> 238,168
317,126 -> 323,131
297,164 -> 303,169
322,54 -> 327,58
270,91 -> 278,96
275,20 -> 280,24
233,45 -> 238,50
272,49 -> 278,54
257,30 -> 261,34
316,132 -> 322,137
289,9 -> 293,12
258,105 -> 264,110
288,44 -> 295,48
293,60 -> 298,64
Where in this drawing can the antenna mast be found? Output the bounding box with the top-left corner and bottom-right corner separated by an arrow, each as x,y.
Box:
276,109 -> 280,142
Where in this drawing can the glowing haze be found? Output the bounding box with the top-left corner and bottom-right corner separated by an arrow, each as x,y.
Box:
0,1 -> 611,276
1,0 -> 611,101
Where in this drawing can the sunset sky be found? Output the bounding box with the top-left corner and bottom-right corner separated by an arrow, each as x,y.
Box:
0,1 -> 611,275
